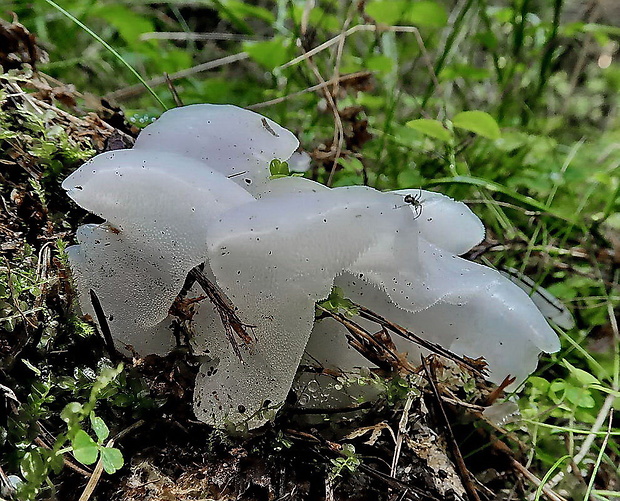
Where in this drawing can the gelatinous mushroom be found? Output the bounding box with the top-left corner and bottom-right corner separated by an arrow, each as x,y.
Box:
63,104 -> 561,431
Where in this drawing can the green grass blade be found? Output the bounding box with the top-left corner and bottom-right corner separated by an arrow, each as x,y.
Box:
533,454 -> 571,501
523,420 -> 620,436
583,416 -> 613,501
423,175 -> 583,226
42,0 -> 168,111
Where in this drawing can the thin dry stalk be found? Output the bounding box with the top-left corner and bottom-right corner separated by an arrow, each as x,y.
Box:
33,436 -> 92,478
410,29 -> 441,92
355,303 -> 486,377
140,32 -> 260,42
323,10 -> 356,186
300,47 -> 344,187
315,304 -> 414,373
390,391 -> 416,478
77,420 -> 144,501
421,357 -> 481,501
188,266 -> 255,363
279,25 -> 424,71
164,72 -> 184,107
78,440 -> 111,501
107,52 -> 249,102
330,8 -> 355,104
248,71 -> 371,110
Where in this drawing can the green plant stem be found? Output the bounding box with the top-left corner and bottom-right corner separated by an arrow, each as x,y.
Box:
421,0 -> 475,107
477,0 -> 503,83
211,0 -> 253,34
531,0 -> 564,107
497,0 -> 532,122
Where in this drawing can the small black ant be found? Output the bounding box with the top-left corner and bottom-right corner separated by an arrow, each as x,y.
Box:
403,191 -> 423,219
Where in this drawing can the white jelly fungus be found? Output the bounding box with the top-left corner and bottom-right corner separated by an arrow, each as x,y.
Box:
63,104 -> 561,430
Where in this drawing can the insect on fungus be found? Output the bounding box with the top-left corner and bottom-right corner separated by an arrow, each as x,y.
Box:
403,191 -> 423,219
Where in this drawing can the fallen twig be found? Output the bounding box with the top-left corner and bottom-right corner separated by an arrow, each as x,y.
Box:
356,303 -> 487,377
390,391 -> 416,478
77,420 -> 144,501
188,266 -> 255,363
34,436 -> 92,478
315,304 -> 415,373
77,441 -> 110,501
248,71 -> 372,110
278,25 -> 430,71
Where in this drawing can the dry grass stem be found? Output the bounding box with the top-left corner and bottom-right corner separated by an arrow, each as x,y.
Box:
248,71 -> 371,110
106,52 -> 249,102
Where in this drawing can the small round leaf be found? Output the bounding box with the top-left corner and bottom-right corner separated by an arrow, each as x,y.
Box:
452,111 -> 501,140
72,430 -> 99,465
406,119 -> 452,143
100,447 -> 124,474
90,414 -> 110,443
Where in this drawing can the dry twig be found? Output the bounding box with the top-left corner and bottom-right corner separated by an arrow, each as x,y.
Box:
315,304 -> 414,373
390,391 -> 416,478
510,459 -> 569,501
78,420 -> 144,501
188,266 -> 255,362
248,71 -> 371,110
356,304 -> 486,377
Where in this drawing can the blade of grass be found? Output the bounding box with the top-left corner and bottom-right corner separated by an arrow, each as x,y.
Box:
532,0 -> 564,106
558,331 -> 610,382
211,0 -> 253,35
522,420 -> 620,436
592,490 -> 620,498
42,0 -> 168,111
583,414 -> 613,501
533,455 -> 571,501
423,175 -> 584,226
421,0 -> 475,107
600,180 -> 620,223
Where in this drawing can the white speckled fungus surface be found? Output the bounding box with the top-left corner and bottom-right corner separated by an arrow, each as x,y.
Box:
63,104 -> 561,430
